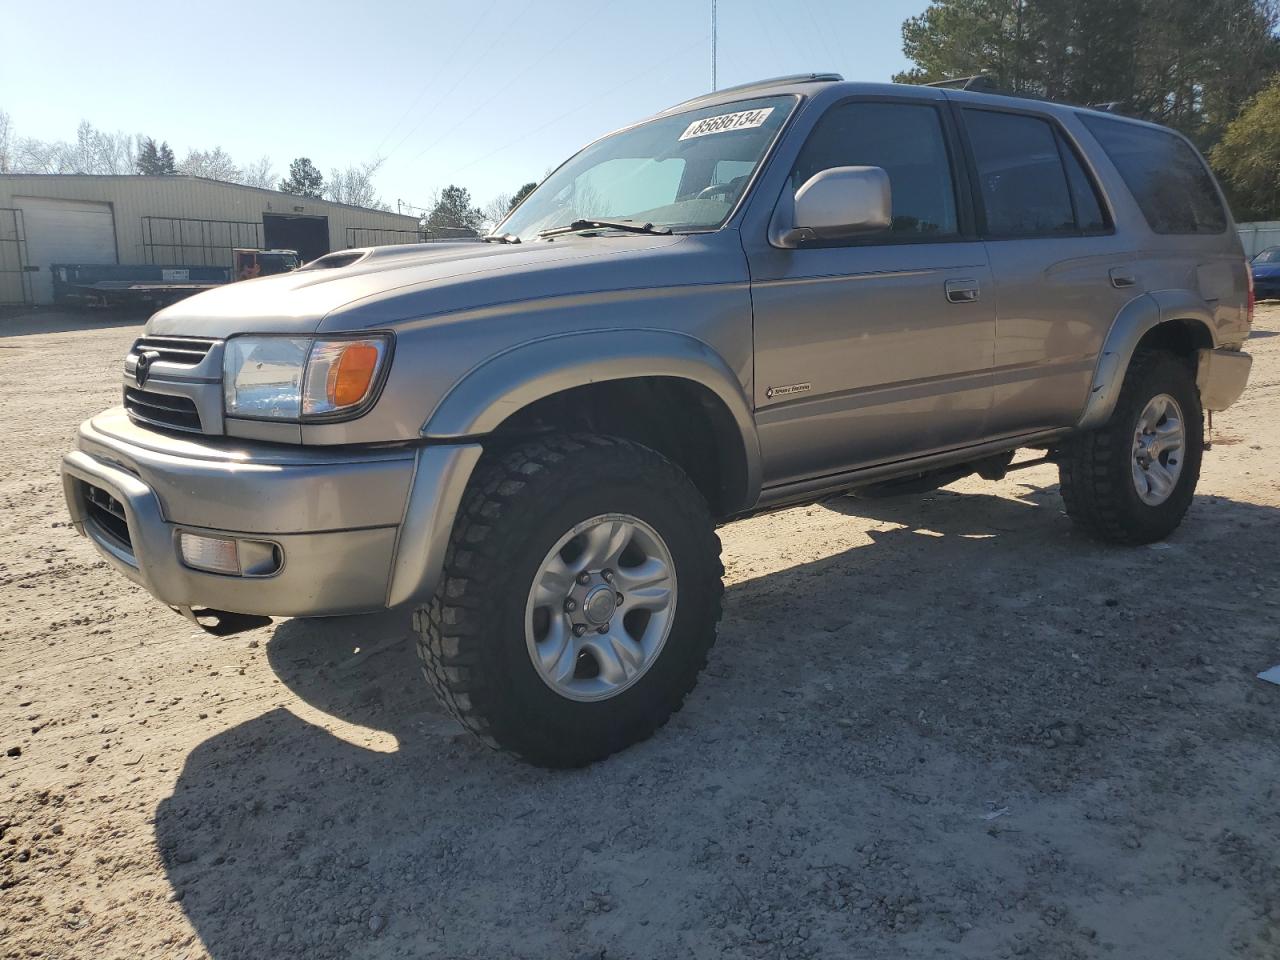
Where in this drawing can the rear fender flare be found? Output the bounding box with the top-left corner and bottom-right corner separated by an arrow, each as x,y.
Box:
1077,291 -> 1216,430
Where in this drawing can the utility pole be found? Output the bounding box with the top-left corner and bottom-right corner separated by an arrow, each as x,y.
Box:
711,0 -> 717,90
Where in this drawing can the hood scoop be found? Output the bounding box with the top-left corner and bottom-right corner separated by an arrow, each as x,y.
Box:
303,250 -> 370,271
302,242 -> 483,273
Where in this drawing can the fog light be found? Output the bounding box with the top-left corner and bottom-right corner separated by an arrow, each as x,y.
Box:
179,533 -> 241,575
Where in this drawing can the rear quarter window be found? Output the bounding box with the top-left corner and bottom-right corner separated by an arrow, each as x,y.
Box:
1079,114 -> 1227,235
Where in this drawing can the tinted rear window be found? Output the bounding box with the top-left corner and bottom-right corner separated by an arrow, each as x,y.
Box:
1079,115 -> 1226,235
964,109 -> 1109,237
1059,136 -> 1108,233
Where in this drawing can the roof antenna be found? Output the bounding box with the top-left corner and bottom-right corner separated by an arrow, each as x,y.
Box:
711,0 -> 718,90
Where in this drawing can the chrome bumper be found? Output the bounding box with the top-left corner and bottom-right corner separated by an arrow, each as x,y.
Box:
61,409 -> 480,619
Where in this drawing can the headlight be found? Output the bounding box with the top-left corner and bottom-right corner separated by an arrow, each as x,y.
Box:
223,335 -> 391,421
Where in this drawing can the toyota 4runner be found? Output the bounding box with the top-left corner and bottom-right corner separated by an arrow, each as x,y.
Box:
61,74 -> 1254,766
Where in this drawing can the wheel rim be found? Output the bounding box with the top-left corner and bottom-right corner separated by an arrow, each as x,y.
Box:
524,513 -> 677,702
1131,393 -> 1186,506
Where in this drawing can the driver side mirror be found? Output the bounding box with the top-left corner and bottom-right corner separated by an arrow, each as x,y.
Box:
772,166 -> 892,248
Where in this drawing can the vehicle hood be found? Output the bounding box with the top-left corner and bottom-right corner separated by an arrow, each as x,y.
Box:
1252,261 -> 1280,280
146,235 -> 700,338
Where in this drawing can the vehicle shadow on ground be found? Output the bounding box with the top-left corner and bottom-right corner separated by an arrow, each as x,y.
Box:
153,484 -> 1280,960
0,307 -> 146,338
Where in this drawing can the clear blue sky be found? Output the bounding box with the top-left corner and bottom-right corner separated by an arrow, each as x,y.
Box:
3,0 -> 920,214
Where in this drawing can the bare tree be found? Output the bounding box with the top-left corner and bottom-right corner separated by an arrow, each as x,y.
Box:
66,121 -> 137,174
481,192 -> 513,231
0,115 -> 401,212
176,146 -> 242,182
13,137 -> 64,173
325,159 -> 389,210
240,155 -> 277,190
0,110 -> 12,174
6,120 -> 139,174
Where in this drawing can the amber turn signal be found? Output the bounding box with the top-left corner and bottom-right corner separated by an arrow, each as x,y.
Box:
328,343 -> 380,407
301,337 -> 389,417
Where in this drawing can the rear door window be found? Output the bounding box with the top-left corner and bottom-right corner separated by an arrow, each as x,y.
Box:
963,109 -> 1079,237
791,101 -> 959,239
1079,114 -> 1227,235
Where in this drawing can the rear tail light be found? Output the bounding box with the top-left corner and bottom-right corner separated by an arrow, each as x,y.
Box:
1247,258 -> 1256,325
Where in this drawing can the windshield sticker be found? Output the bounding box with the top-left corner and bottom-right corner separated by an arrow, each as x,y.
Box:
678,107 -> 774,141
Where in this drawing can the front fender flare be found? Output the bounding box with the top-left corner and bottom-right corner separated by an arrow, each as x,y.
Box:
1076,291 -> 1217,431
423,329 -> 762,508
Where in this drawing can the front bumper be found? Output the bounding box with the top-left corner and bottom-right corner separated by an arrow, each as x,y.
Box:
61,409 -> 480,619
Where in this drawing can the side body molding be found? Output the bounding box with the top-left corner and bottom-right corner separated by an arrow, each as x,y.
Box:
1076,290 -> 1218,431
424,329 -> 763,510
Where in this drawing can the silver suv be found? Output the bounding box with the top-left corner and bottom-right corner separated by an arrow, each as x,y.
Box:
61,74 -> 1253,766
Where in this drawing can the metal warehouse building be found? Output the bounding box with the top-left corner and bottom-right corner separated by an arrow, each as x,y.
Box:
0,175 -> 422,305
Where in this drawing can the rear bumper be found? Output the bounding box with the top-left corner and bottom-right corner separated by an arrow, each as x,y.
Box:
1197,348 -> 1253,412
61,409 -> 480,618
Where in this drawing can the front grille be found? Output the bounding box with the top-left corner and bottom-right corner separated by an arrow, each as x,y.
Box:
124,387 -> 203,432
83,483 -> 131,551
130,335 -> 216,366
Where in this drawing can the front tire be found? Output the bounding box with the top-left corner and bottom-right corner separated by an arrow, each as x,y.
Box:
414,435 -> 724,767
1058,349 -> 1203,544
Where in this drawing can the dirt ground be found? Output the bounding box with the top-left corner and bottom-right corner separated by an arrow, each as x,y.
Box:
1,304 -> 1278,960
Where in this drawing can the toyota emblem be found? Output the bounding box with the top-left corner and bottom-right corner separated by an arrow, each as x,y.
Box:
134,350 -> 161,387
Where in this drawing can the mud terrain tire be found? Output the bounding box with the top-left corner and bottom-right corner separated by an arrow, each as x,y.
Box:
1059,349 -> 1203,544
414,435 -> 723,767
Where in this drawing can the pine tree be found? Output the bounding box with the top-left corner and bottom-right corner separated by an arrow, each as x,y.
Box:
509,181 -> 537,211
424,185 -> 484,237
279,157 -> 325,198
135,136 -> 175,174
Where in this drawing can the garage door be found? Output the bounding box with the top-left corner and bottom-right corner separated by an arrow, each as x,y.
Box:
18,197 -> 117,304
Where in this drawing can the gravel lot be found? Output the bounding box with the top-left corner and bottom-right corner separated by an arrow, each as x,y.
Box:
2,305 -> 1278,960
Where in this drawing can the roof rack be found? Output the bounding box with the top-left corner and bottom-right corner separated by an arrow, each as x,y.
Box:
924,75 -> 1003,93
666,73 -> 843,112
924,74 -> 1131,115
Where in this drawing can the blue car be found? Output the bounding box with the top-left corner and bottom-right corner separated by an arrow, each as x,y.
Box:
1252,246 -> 1280,301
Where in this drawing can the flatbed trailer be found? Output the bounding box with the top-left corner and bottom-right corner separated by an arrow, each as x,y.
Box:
51,250 -> 300,308
52,264 -> 230,308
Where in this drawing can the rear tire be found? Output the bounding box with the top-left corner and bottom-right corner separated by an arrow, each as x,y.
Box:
1058,349 -> 1203,544
414,435 -> 723,767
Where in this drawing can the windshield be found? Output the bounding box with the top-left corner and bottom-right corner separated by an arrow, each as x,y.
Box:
1253,247 -> 1280,264
259,253 -> 300,275
499,95 -> 795,241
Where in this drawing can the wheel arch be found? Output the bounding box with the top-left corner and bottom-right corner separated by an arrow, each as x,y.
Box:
1077,291 -> 1217,431
423,330 -> 762,516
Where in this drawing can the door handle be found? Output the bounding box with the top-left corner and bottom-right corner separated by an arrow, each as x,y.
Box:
945,278 -> 980,303
1109,268 -> 1137,288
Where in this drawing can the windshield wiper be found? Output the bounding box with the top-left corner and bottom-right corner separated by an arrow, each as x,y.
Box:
537,219 -> 672,239
481,232 -> 521,244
